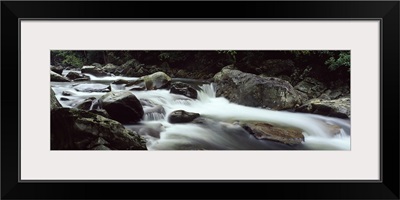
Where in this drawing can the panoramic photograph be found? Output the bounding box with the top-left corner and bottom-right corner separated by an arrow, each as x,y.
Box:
50,50 -> 350,150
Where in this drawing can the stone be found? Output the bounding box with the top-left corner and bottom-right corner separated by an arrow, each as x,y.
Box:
170,82 -> 198,99
81,66 -> 108,77
240,122 -> 304,145
51,108 -> 147,150
168,110 -> 200,123
295,97 -> 350,118
214,69 -> 302,110
51,71 -> 70,82
99,91 -> 144,124
51,87 -> 62,110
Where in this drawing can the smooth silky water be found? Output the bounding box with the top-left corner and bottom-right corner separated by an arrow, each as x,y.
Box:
52,72 -> 351,150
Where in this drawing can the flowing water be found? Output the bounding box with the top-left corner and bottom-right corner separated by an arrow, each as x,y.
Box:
52,70 -> 351,150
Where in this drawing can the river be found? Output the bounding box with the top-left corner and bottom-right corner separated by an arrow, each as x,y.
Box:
51,70 -> 351,150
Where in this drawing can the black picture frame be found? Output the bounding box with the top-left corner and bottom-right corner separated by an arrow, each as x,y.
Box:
2,1 -> 399,199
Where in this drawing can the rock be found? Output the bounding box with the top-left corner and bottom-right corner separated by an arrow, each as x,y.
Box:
117,59 -> 145,76
294,77 -> 327,99
112,79 -> 131,85
87,137 -> 109,149
170,82 -> 198,99
91,144 -> 111,150
239,122 -> 304,145
51,87 -> 62,110
51,108 -> 147,150
295,97 -> 350,118
89,109 -> 110,118
76,97 -> 97,110
50,66 -> 64,75
62,91 -> 73,96
51,71 -> 70,82
73,77 -> 91,82
81,66 -> 108,77
168,110 -> 200,123
92,63 -> 103,68
99,91 -> 144,124
73,83 -> 111,93
66,71 -> 90,81
60,97 -> 69,101
126,72 -> 171,90
102,63 -> 119,74
213,69 -> 302,110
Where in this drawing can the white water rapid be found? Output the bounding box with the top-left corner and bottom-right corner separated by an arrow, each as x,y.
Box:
52,72 -> 350,150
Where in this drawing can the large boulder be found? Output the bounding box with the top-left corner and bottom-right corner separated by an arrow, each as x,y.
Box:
294,77 -> 327,100
117,59 -> 145,76
66,71 -> 90,81
51,71 -> 70,82
214,69 -> 302,110
102,63 -> 119,74
238,122 -> 304,145
51,108 -> 147,150
50,66 -> 64,75
51,87 -> 62,110
99,91 -> 144,124
168,110 -> 200,123
81,66 -> 108,77
126,72 -> 171,90
295,97 -> 350,118
170,82 -> 198,99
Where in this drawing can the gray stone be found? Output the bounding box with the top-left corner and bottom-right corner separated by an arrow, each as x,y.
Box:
214,69 -> 302,110
51,71 -> 70,82
99,91 -> 144,124
51,108 -> 147,150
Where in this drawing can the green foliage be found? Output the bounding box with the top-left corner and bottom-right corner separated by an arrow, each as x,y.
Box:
325,52 -> 350,71
51,50 -> 85,68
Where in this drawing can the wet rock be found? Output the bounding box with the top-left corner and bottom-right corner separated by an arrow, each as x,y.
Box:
168,110 -> 200,123
214,69 -> 302,110
51,71 -> 70,82
89,109 -> 110,118
170,82 -> 198,99
239,122 -> 304,145
66,71 -> 90,81
76,97 -> 97,110
60,97 -> 69,101
127,72 -> 172,90
62,91 -> 73,96
81,66 -> 108,77
50,66 -> 64,75
295,97 -> 350,118
51,108 -> 147,150
51,87 -> 62,110
99,91 -> 144,124
112,79 -> 131,85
